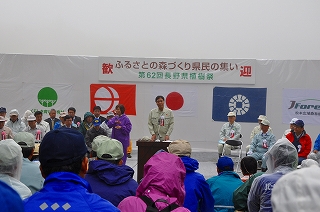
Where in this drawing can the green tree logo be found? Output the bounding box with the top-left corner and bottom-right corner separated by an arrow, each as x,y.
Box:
38,87 -> 58,107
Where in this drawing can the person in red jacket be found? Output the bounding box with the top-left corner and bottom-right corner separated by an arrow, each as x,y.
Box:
286,119 -> 312,165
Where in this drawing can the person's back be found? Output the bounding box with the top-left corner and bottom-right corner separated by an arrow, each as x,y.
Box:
118,152 -> 190,212
23,128 -> 119,212
247,138 -> 298,212
85,136 -> 138,206
206,156 -> 243,212
167,139 -> 214,212
0,180 -> 24,212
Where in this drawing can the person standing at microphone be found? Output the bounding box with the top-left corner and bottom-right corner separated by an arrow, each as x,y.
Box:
148,95 -> 174,142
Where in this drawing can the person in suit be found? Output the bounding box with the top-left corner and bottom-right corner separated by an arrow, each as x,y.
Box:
68,107 -> 81,128
93,106 -> 106,123
44,109 -> 60,131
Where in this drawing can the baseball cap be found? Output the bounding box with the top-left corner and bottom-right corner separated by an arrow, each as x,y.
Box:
0,107 -> 6,113
39,128 -> 87,167
294,119 -> 304,128
9,109 -> 19,116
95,136 -> 124,161
0,116 -> 5,122
289,118 -> 298,124
27,115 -> 36,121
59,112 -> 67,118
260,119 -> 270,126
216,156 -> 234,171
257,115 -> 267,120
14,132 -> 35,148
168,139 -> 192,157
93,118 -> 101,126
227,111 -> 236,117
106,111 -> 115,117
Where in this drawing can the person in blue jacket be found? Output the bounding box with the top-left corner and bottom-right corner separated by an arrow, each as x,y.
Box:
85,135 -> 138,206
206,156 -> 243,212
168,139 -> 215,212
307,133 -> 320,163
23,128 -> 120,212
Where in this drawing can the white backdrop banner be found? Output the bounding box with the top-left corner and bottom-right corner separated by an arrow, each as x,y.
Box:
22,83 -> 73,116
99,57 -> 256,84
282,88 -> 320,125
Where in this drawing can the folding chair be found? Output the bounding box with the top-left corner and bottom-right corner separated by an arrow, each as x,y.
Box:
222,139 -> 243,173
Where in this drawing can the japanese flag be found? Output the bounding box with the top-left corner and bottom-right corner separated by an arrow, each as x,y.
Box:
151,85 -> 198,117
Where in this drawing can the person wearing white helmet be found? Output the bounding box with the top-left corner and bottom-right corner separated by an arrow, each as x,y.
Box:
5,109 -> 26,136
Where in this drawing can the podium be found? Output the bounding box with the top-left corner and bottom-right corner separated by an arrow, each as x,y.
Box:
136,140 -> 171,182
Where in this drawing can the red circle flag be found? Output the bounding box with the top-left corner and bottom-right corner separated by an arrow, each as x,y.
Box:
166,92 -> 184,110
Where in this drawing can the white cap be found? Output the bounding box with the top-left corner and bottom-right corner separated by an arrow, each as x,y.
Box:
260,119 -> 270,126
27,115 -> 36,121
272,165 -> 320,212
289,118 -> 298,124
257,115 -> 267,120
0,116 -> 5,122
9,109 -> 19,116
227,111 -> 236,117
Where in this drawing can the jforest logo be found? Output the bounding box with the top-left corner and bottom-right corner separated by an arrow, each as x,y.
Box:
90,84 -> 136,115
288,100 -> 320,110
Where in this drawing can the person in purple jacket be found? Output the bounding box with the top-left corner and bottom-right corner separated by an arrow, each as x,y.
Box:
107,104 -> 132,165
118,152 -> 190,212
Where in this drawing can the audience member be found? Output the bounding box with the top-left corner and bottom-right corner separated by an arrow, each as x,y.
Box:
0,116 -> 13,139
22,110 -> 33,127
68,107 -> 81,128
79,112 -> 95,136
250,115 -> 273,140
54,111 -> 67,129
13,132 -> 44,193
0,180 -> 24,212
218,112 -> 241,157
100,111 -> 113,135
93,105 -> 106,123
118,152 -> 190,211
0,107 -> 7,123
0,139 -> 32,199
271,165 -> 320,212
5,109 -> 26,136
299,158 -> 319,168
34,111 -> 50,134
233,156 -> 263,212
107,104 -> 132,165
25,115 -> 46,142
168,139 -> 215,212
85,135 -> 138,206
85,118 -> 109,153
307,133 -> 320,163
44,108 -> 59,131
247,138 -> 298,212
282,118 -> 298,138
61,115 -> 78,130
247,119 -> 276,172
286,119 -> 312,164
206,156 -> 243,212
23,128 -> 120,212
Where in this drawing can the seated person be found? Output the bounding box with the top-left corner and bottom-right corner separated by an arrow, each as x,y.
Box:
247,119 -> 276,172
118,152 -> 190,211
307,133 -> 320,163
206,156 -> 243,212
247,138 -> 298,212
0,180 -> 24,212
233,156 -> 263,212
85,135 -> 138,206
218,112 -> 241,157
168,139 -> 215,212
282,118 -> 298,138
286,119 -> 312,165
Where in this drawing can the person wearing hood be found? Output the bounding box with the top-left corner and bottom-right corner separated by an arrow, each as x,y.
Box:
247,138 -> 298,212
285,119 -> 312,165
271,164 -> 320,212
85,135 -> 138,206
0,139 -> 32,199
5,109 -> 26,136
168,139 -> 215,212
118,151 -> 190,212
206,156 -> 243,212
79,112 -> 95,137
